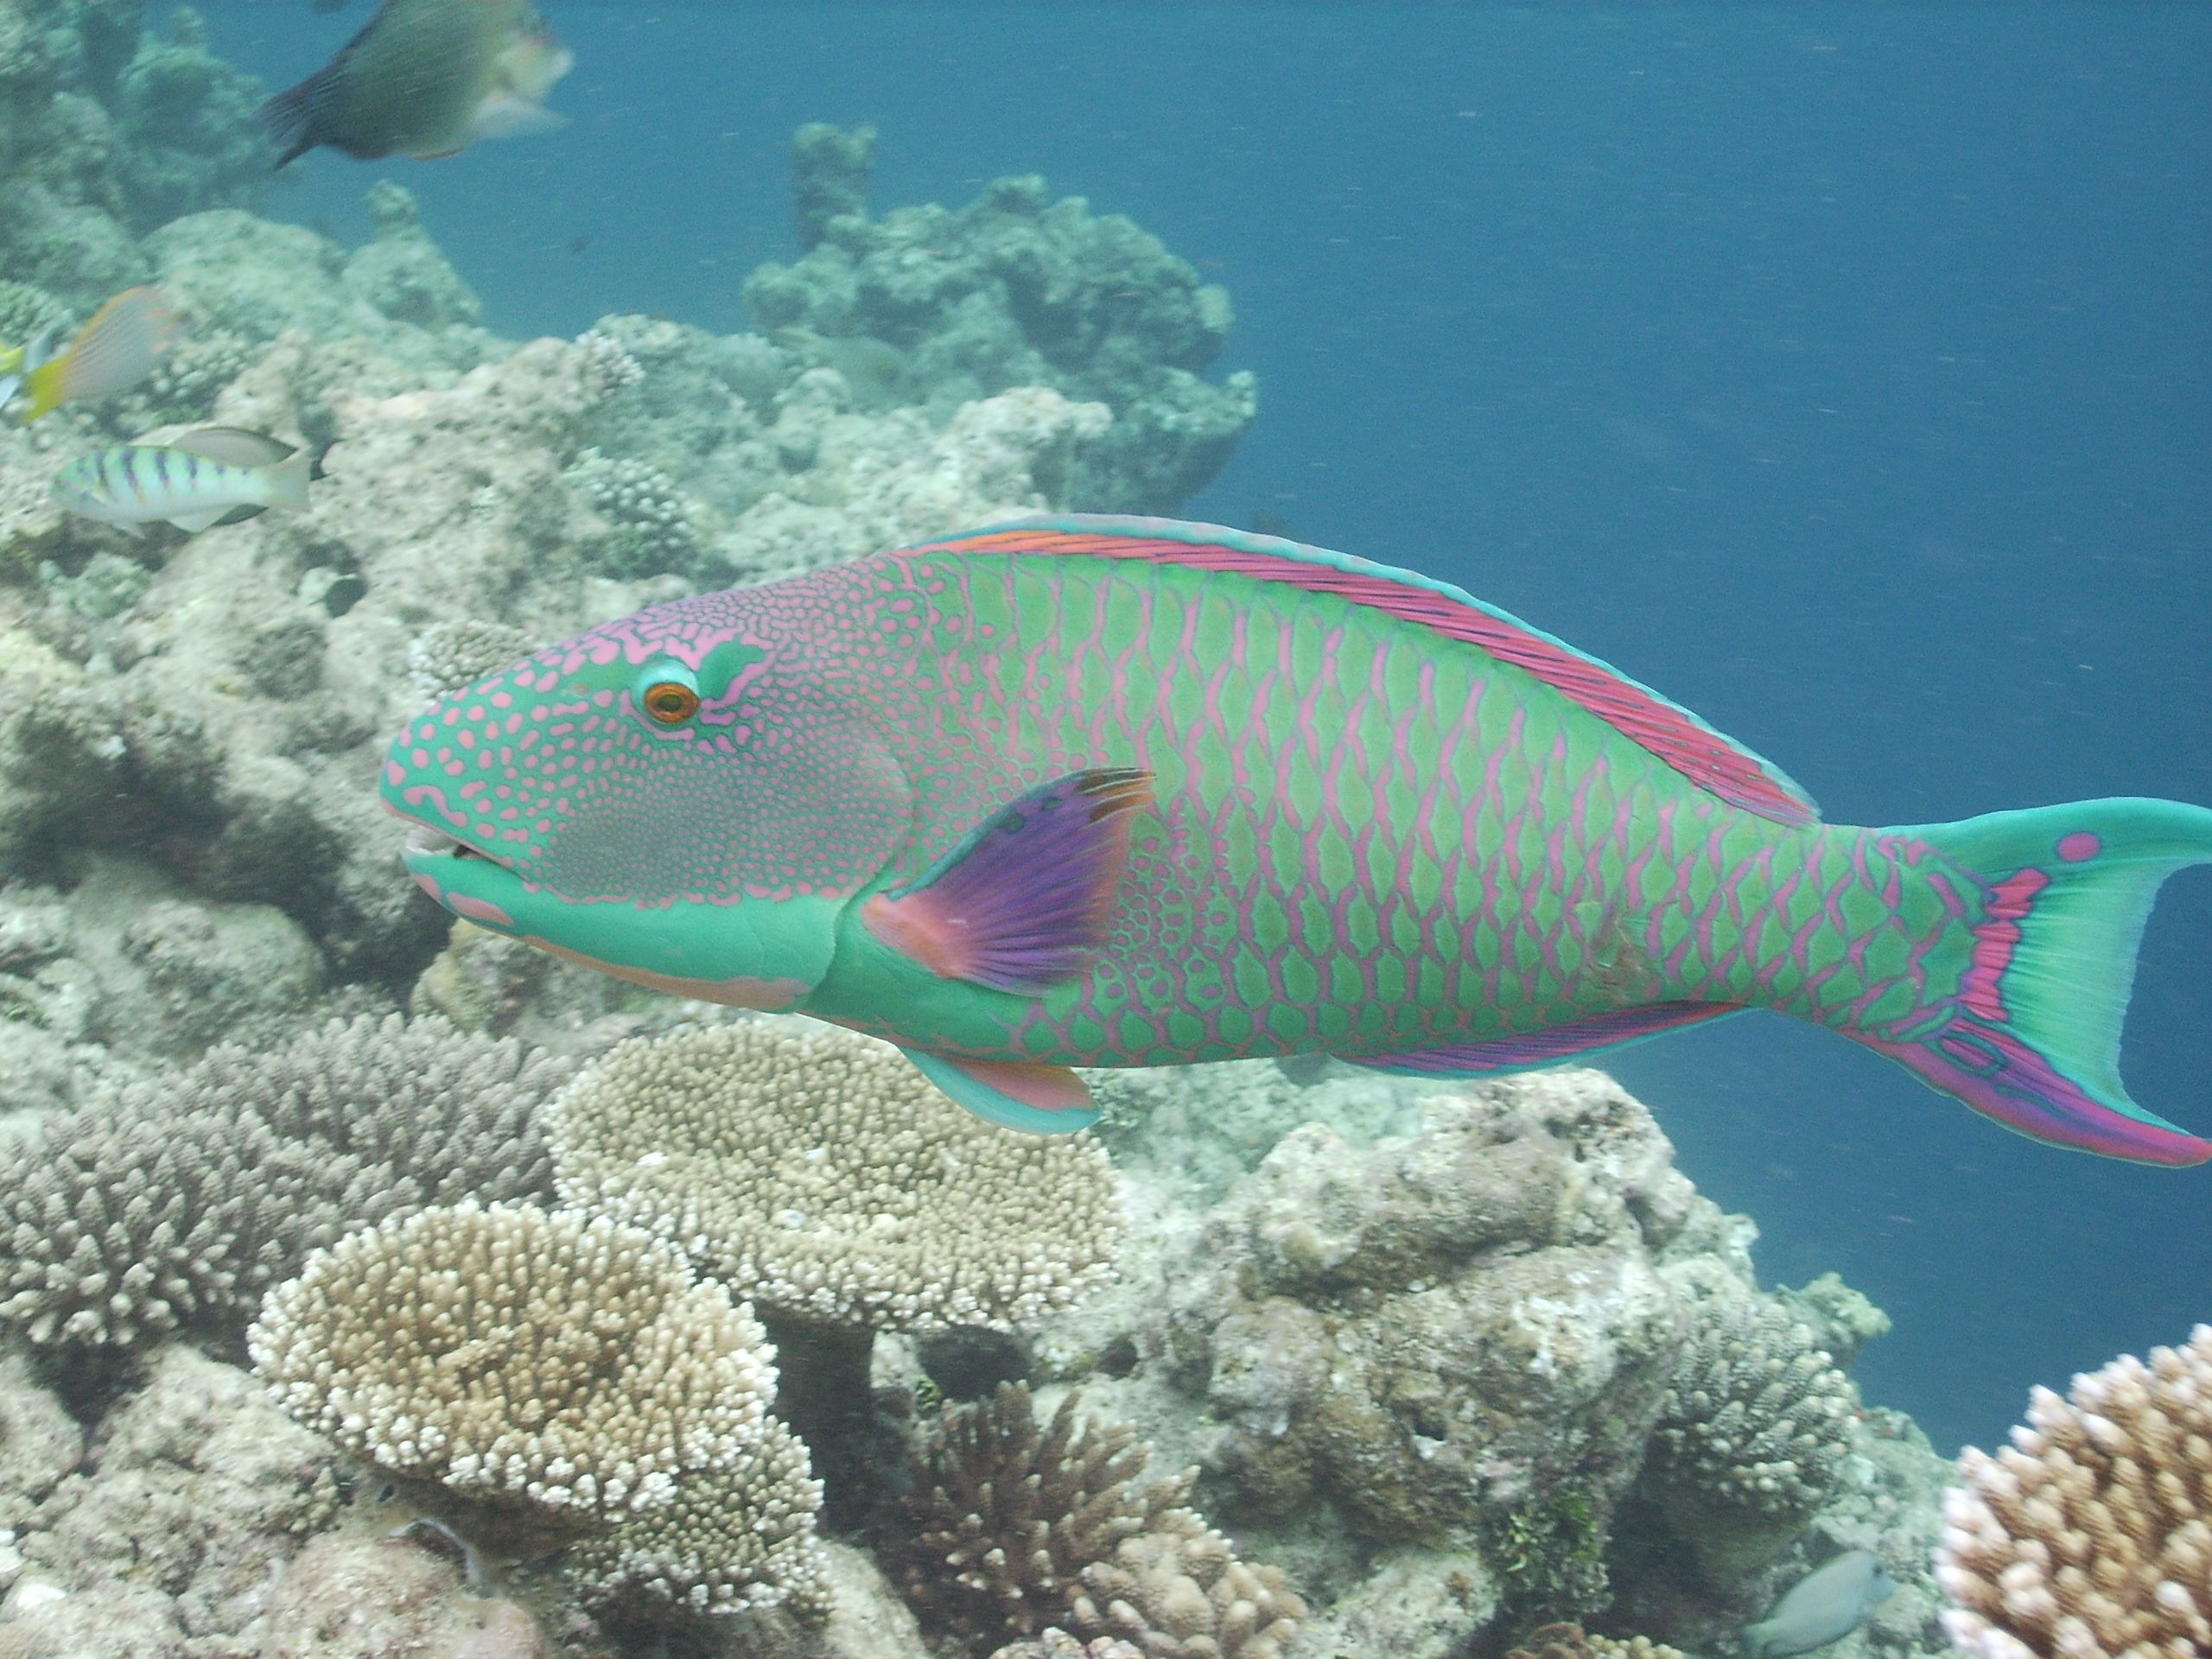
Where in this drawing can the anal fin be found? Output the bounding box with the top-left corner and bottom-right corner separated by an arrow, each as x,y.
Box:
1343,1000 -> 1745,1077
902,1048 -> 1099,1134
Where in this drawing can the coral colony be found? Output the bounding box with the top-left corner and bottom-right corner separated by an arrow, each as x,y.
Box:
0,8 -> 2202,1659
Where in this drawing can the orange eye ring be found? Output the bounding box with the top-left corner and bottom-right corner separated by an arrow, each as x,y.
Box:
642,681 -> 699,725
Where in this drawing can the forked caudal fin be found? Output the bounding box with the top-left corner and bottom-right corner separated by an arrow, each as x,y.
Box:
1864,798 -> 2212,1166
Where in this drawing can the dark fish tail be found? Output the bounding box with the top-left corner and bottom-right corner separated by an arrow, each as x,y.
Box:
259,65 -> 346,168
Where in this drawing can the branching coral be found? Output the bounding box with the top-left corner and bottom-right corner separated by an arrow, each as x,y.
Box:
405,618 -> 533,702
1936,1324 -> 2212,1659
1506,1624 -> 1685,1659
1638,1287 -> 1857,1571
548,1019 -> 1121,1335
899,1382 -> 1302,1659
564,445 -> 704,577
0,1014 -> 566,1349
550,1018 -> 1121,1522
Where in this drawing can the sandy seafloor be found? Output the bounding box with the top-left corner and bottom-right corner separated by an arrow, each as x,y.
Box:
0,4 -> 2207,1658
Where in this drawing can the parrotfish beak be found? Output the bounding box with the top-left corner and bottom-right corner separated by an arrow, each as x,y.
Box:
384,797 -> 824,1014
398,820 -> 526,933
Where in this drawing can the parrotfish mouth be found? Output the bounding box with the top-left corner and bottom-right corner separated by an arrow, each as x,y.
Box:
399,821 -> 508,870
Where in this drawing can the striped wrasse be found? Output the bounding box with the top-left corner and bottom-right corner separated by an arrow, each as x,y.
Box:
52,427 -> 310,534
380,515 -> 2212,1166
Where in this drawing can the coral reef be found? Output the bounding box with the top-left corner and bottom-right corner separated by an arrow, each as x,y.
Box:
1936,1324 -> 2212,1659
550,1017 -> 1122,1527
550,1019 -> 1122,1335
1637,1278 -> 1859,1577
251,1200 -> 829,1619
0,1343 -> 345,1656
899,1382 -> 1302,1659
0,1014 -> 565,1349
1505,1624 -> 1686,1659
744,127 -> 1255,513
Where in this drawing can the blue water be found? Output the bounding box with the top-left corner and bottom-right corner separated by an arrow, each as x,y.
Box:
207,2 -> 2212,1454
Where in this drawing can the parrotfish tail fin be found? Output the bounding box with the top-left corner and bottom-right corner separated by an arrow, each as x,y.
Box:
258,71 -> 336,168
1870,798 -> 2212,1166
22,287 -> 175,423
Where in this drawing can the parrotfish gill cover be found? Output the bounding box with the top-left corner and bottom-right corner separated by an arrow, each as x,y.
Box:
382,514 -> 2212,1163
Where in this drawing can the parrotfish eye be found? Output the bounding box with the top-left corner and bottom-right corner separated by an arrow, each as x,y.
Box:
642,680 -> 700,725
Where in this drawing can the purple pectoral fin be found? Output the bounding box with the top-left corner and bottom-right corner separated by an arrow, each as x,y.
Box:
862,767 -> 1154,993
1344,1001 -> 1747,1076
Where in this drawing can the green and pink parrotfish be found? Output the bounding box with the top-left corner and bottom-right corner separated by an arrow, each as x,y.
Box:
383,517 -> 2212,1165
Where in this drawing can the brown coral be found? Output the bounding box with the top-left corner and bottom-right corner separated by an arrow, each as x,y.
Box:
1506,1623 -> 1685,1659
899,1382 -> 1300,1659
251,1199 -> 826,1621
1936,1323 -> 2212,1659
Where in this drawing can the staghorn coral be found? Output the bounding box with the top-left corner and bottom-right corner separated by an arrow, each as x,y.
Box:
0,1013 -> 566,1349
1637,1285 -> 1858,1575
251,1201 -> 828,1623
549,1018 -> 1121,1335
900,1382 -> 1301,1658
1936,1324 -> 2212,1659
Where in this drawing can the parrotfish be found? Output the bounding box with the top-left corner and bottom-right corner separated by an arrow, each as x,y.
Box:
53,428 -> 310,534
1743,1549 -> 1897,1657
260,0 -> 572,169
382,516 -> 2212,1160
2,287 -> 176,425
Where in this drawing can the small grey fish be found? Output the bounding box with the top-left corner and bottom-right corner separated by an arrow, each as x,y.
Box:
52,428 -> 311,535
1741,1548 -> 1897,1657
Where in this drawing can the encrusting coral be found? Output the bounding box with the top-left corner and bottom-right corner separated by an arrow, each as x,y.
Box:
1936,1323 -> 2212,1659
899,1382 -> 1303,1659
0,1013 -> 566,1349
250,1199 -> 829,1620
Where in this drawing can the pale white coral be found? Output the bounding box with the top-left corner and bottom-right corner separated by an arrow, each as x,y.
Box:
250,1202 -> 790,1533
548,1018 -> 1121,1332
1937,1325 -> 2212,1659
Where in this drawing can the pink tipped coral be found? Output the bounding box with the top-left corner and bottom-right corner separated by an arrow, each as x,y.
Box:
1936,1324 -> 2212,1658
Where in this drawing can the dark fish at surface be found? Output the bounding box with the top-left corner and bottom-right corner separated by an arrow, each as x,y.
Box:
260,0 -> 572,168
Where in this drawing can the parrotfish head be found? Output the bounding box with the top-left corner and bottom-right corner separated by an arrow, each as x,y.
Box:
381,596 -> 913,1009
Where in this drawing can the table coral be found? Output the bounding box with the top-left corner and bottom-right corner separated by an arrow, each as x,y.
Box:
1936,1324 -> 2212,1659
549,1019 -> 1121,1336
250,1200 -> 829,1621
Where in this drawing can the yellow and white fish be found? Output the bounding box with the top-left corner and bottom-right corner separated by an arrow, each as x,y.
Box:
52,428 -> 311,535
260,0 -> 574,168
1,288 -> 177,425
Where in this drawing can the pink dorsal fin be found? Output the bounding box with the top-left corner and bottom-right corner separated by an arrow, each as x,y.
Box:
904,516 -> 1821,828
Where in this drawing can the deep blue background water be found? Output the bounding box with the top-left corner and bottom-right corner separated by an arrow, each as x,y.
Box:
207,3 -> 2212,1454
